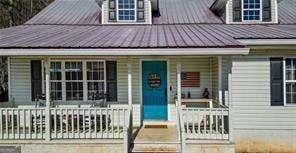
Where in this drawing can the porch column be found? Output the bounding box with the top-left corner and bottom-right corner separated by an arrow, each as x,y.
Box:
44,57 -> 51,141
177,62 -> 182,107
218,56 -> 223,104
127,63 -> 132,109
124,62 -> 132,153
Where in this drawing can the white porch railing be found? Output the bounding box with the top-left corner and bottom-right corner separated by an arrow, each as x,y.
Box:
0,107 -> 129,140
0,108 -> 46,140
180,107 -> 229,140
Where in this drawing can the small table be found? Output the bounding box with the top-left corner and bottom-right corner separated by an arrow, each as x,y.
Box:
181,98 -> 213,108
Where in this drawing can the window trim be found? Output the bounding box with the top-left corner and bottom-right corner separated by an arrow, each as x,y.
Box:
283,57 -> 296,106
49,60 -> 107,102
116,0 -> 137,22
241,0 -> 263,22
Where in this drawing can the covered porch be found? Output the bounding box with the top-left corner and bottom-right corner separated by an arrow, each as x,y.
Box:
0,54 -> 236,152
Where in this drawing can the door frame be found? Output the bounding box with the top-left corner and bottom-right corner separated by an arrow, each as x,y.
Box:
139,59 -> 170,123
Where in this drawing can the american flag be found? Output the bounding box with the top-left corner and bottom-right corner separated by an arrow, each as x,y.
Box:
181,72 -> 200,87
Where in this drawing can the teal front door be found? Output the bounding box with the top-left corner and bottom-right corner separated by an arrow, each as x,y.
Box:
142,61 -> 167,120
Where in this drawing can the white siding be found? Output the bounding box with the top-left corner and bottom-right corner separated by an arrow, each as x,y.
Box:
10,58 -> 32,105
230,56 -> 296,131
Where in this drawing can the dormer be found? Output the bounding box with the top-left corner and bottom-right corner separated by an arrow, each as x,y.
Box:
101,0 -> 153,24
211,0 -> 278,24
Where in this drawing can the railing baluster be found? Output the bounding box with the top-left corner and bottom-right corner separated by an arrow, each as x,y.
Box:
60,109 -> 63,139
197,109 -> 200,137
215,110 -> 218,140
34,109 -> 37,139
72,109 -> 74,139
221,109 -> 224,140
106,108 -> 109,138
83,109 -> 86,138
54,109 -> 57,139
28,109 -> 31,139
77,109 -> 80,138
209,108 -> 212,139
88,109 -> 91,139
23,109 -> 27,139
112,109 -> 114,138
17,109 -> 20,139
40,109 -> 42,139
117,108 -> 120,139
12,109 -> 15,139
94,109 -> 97,138
100,109 -> 103,138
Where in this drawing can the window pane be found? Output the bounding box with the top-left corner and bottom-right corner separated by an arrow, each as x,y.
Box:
286,82 -> 292,92
286,70 -> 293,80
243,0 -> 261,21
50,82 -> 62,100
87,82 -> 105,100
66,82 -> 83,100
286,93 -> 292,104
65,62 -> 83,81
118,0 -> 135,21
50,62 -> 61,80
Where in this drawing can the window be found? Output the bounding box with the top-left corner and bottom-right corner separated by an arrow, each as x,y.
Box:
48,61 -> 116,102
65,62 -> 83,101
118,0 -> 135,21
86,61 -> 105,100
285,58 -> 296,105
242,0 -> 261,21
50,62 -> 62,100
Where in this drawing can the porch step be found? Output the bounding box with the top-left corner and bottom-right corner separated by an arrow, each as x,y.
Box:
131,124 -> 181,153
131,142 -> 180,153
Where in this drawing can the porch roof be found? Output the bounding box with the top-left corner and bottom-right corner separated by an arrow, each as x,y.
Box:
0,24 -> 243,49
1,24 -> 296,51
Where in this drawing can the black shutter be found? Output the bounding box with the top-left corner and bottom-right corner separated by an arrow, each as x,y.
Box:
109,0 -> 117,21
137,0 -> 145,21
106,61 -> 117,102
233,0 -> 242,22
262,0 -> 271,22
31,60 -> 42,101
270,58 -> 284,106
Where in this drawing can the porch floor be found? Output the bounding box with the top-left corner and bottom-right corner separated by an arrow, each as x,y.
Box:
134,125 -> 179,142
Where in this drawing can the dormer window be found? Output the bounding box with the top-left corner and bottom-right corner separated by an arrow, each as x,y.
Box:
242,0 -> 261,21
103,0 -> 152,24
118,0 -> 136,21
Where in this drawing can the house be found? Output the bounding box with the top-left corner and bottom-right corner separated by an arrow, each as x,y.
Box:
0,0 -> 296,152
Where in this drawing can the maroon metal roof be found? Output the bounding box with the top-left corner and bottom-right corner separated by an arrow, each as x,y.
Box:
1,24 -> 296,49
25,0 -> 101,25
0,25 -> 243,48
278,0 -> 296,24
153,0 -> 223,24
24,0 -> 296,25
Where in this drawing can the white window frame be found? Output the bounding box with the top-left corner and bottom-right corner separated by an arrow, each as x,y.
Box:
49,60 -> 107,102
86,61 -> 107,101
283,58 -> 296,106
117,0 -> 137,22
65,61 -> 84,101
49,61 -> 62,101
241,0 -> 262,22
